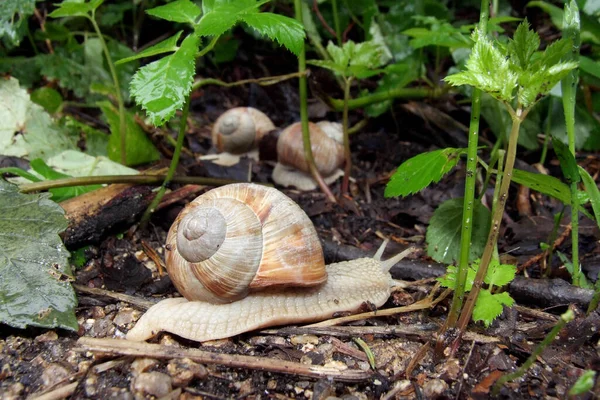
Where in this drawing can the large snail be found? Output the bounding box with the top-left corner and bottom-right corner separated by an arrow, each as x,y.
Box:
126,183 -> 412,343
210,107 -> 345,190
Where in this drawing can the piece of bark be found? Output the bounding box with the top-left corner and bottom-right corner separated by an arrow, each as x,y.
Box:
321,240 -> 594,308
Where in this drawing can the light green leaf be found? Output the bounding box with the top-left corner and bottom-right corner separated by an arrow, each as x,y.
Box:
438,264 -> 477,291
385,148 -> 465,198
195,3 -> 247,37
580,56 -> 600,80
507,21 -> 540,70
485,260 -> 517,287
0,0 -> 35,46
49,0 -> 104,18
473,290 -> 514,327
568,370 -> 597,396
46,150 -> 139,177
511,168 -> 572,205
326,41 -> 350,69
307,59 -> 347,75
426,198 -> 491,264
116,31 -> 183,65
579,166 -> 600,229
29,158 -> 102,202
30,87 -> 63,114
99,102 -> 160,166
130,34 -> 199,126
0,179 -> 78,331
0,77 -> 76,160
553,138 -> 581,184
240,12 -> 305,56
146,0 -> 201,24
349,41 -> 385,68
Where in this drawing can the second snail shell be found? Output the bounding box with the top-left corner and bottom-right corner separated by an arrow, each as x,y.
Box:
165,183 -> 327,304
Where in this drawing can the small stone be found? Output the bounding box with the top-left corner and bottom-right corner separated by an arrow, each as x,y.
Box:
323,360 -> 348,371
34,331 -> 58,343
167,358 -> 207,387
267,380 -> 278,390
130,358 -> 158,376
90,318 -> 112,337
422,379 -> 448,399
91,306 -> 106,319
248,336 -> 288,346
85,374 -> 98,397
131,371 -> 172,397
0,363 -> 12,380
113,308 -> 137,328
1,382 -> 24,400
296,381 -> 311,389
291,335 -> 319,346
234,378 -> 253,397
41,363 -> 70,388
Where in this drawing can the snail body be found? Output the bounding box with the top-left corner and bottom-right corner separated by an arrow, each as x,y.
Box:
126,184 -> 411,343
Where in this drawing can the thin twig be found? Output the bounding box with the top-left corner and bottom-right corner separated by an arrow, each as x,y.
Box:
73,284 -> 156,310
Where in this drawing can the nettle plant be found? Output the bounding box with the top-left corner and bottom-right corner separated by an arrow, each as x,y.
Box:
386,21 -> 579,328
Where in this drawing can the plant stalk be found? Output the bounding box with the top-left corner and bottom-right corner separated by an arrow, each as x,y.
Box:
331,0 -> 342,44
341,77 -> 352,195
294,0 -> 336,203
326,87 -> 432,111
87,13 -> 127,165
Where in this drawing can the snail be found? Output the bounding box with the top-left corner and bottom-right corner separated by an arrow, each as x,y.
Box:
209,107 -> 276,167
126,183 -> 412,343
272,121 -> 345,191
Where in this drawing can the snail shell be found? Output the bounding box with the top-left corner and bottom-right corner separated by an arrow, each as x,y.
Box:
211,107 -> 275,155
165,183 -> 327,304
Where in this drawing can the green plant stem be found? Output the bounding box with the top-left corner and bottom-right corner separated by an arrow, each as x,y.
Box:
294,0 -> 336,203
588,278 -> 600,313
454,105 -> 528,344
341,77 -> 352,195
545,208 -> 565,277
539,97 -> 554,165
87,13 -> 127,165
569,181 -> 581,285
18,174 -> 246,193
195,35 -> 219,58
492,309 -> 574,395
191,71 -> 307,92
331,0 -> 342,44
326,87 -> 433,111
140,95 -> 191,225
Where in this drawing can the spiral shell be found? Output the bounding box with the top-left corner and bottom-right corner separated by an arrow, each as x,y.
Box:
276,121 -> 344,176
211,107 -> 275,154
166,183 -> 327,304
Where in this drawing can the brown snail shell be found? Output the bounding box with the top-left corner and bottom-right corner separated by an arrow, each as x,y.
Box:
211,107 -> 275,155
165,183 -> 327,304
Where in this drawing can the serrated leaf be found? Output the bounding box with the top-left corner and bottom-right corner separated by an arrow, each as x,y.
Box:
0,0 -> 35,46
130,34 -> 199,126
473,289 -> 514,327
507,21 -> 540,70
438,264 -> 477,291
579,166 -> 600,229
485,260 -> 516,287
99,102 -> 160,165
307,59 -> 347,75
0,77 -> 76,160
49,0 -> 104,18
0,179 -> 78,331
146,0 -> 201,24
426,197 -> 491,264
445,31 -> 518,102
116,31 -> 183,65
240,12 -> 304,56
553,138 -> 581,183
385,148 -> 464,198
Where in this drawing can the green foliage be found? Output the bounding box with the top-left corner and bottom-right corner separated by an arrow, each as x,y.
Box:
99,102 -> 161,166
365,58 -> 421,117
308,40 -> 386,79
527,1 -> 600,45
116,31 -> 184,65
403,17 -> 471,49
568,370 -> 597,396
29,159 -> 102,202
445,22 -> 578,108
48,0 -> 104,18
426,197 -> 491,264
553,139 -> 581,184
130,34 -> 199,126
439,259 -> 516,327
30,88 -> 64,114
0,0 -> 35,47
385,148 -> 465,198
0,179 -> 78,331
146,0 -> 201,24
579,166 -> 600,230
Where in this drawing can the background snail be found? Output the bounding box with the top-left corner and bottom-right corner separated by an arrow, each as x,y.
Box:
209,108 -> 345,189
126,183 -> 412,343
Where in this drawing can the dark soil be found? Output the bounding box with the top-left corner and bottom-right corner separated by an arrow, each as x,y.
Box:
2,23 -> 600,400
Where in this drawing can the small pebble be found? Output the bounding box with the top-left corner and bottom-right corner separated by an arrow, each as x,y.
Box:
267,380 -> 278,390
85,374 -> 98,397
113,308 -> 137,328
130,358 -> 158,376
323,360 -> 348,371
422,379 -> 448,399
1,382 -> 24,400
131,371 -> 172,397
34,331 -> 58,343
291,335 -> 319,346
167,358 -> 207,387
41,363 -> 70,388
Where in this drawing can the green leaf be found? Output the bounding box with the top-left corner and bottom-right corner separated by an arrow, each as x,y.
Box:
553,138 -> 581,183
146,0 -> 201,24
507,21 -> 540,70
99,102 -> 161,166
0,0 -> 35,46
568,370 -> 597,396
45,150 -> 138,177
0,77 -> 76,160
130,33 -> 199,126
240,12 -> 305,56
0,179 -> 78,331
29,158 -> 102,202
484,260 -> 516,287
580,56 -> 600,80
438,264 -> 477,291
307,59 -> 347,75
511,168 -> 572,205
473,290 -> 514,327
365,59 -> 421,117
116,31 -> 183,65
37,46 -> 93,98
195,1 -> 250,37
579,166 -> 600,229
30,87 -> 63,114
426,197 -> 491,264
445,31 -> 517,103
385,148 -> 465,198
49,0 -> 104,18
